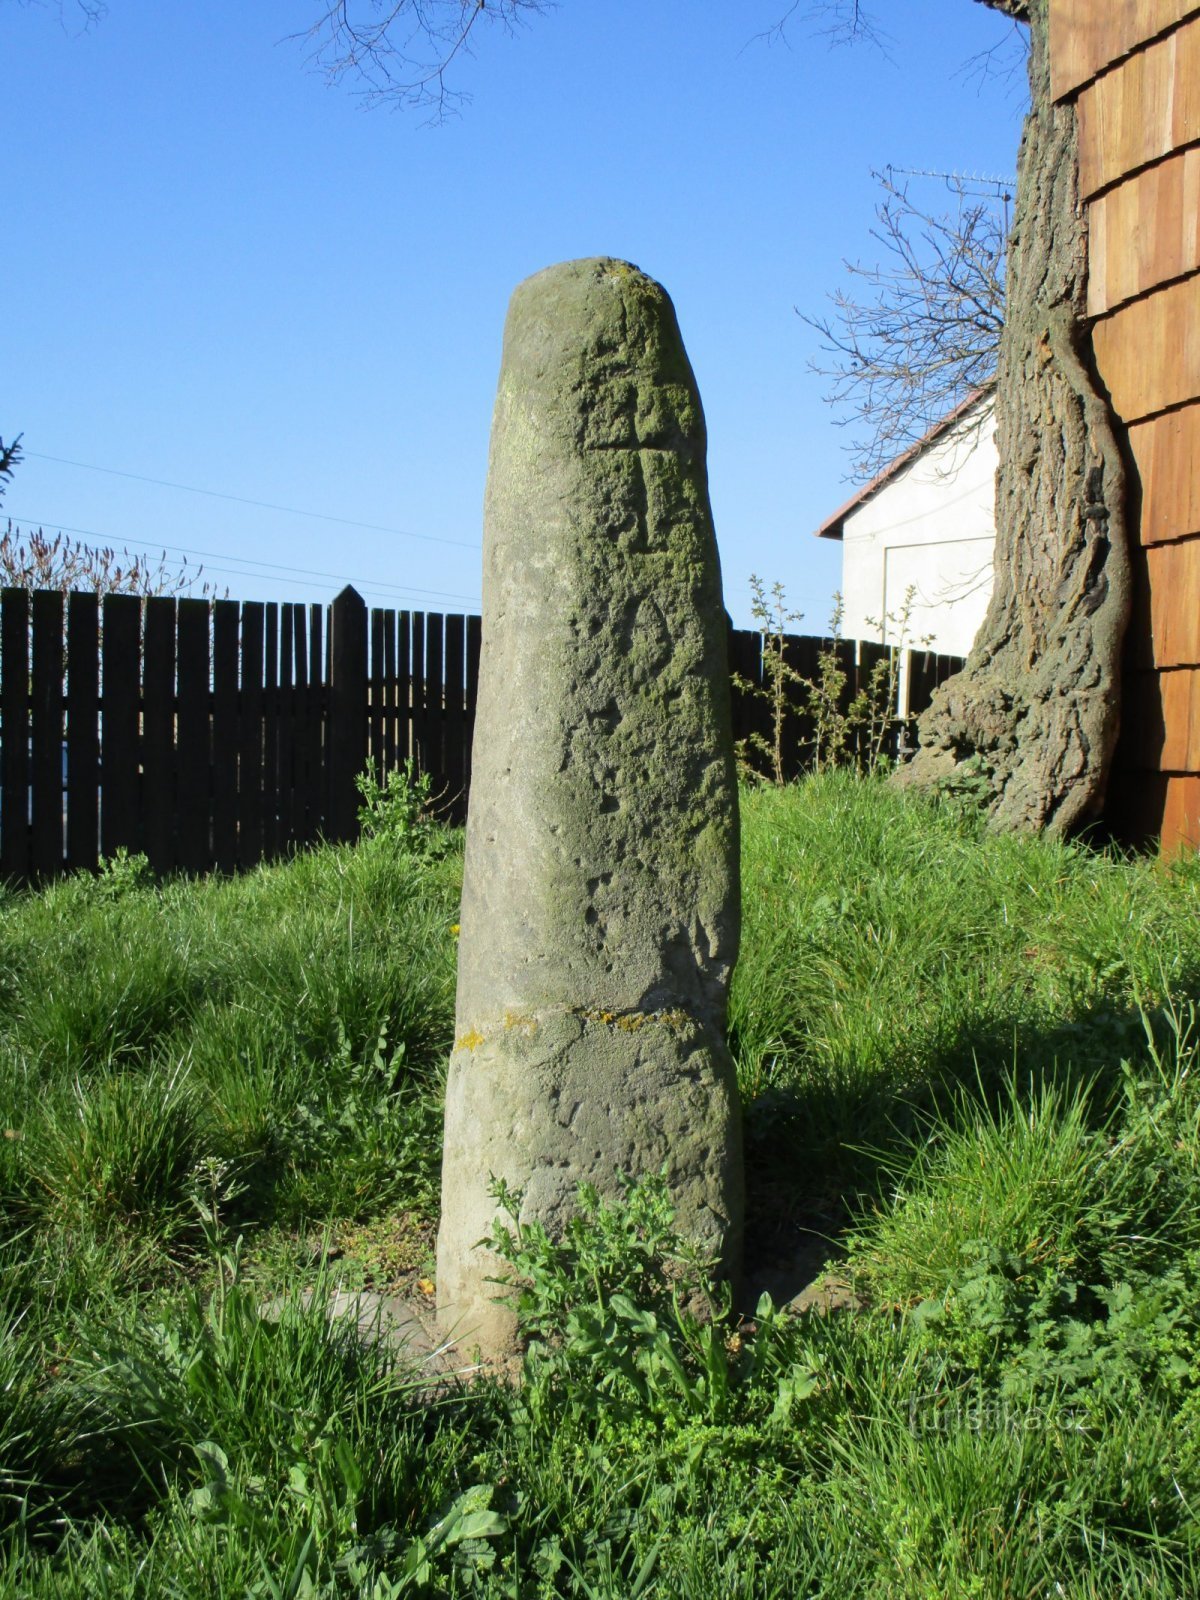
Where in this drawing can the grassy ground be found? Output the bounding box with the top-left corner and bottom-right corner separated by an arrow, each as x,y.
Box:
1,771 -> 1199,1595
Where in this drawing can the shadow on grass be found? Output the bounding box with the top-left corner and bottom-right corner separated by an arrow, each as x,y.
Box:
737,965 -> 1200,1310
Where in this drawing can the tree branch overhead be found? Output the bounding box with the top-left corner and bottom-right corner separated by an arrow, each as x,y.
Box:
295,0 -> 552,117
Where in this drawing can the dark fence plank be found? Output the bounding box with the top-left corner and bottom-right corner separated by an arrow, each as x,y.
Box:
308,606 -> 325,838
100,594 -> 142,861
66,591 -> 100,874
856,641 -> 893,702
411,610 -> 431,777
825,638 -> 859,768
833,639 -> 858,715
328,587 -> 367,841
262,604 -> 280,861
409,612 -> 427,780
382,609 -> 398,774
397,611 -> 412,769
276,605 -> 296,850
906,649 -> 963,722
423,612 -> 445,790
855,639 -> 894,764
0,591 -> 29,880
369,607 -> 386,773
779,632 -> 821,779
176,598 -> 211,874
464,611 -> 482,805
727,625 -> 765,775
211,601 -> 239,872
239,603 -> 265,866
429,613 -> 447,788
443,611 -> 466,821
291,605 -> 309,846
30,590 -> 64,878
906,649 -> 937,721
142,597 -> 176,875
291,604 -> 314,847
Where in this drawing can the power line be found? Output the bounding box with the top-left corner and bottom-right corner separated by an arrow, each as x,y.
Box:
4,511 -> 482,609
23,450 -> 482,552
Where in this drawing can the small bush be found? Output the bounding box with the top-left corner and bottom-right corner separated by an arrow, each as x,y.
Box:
356,757 -> 451,858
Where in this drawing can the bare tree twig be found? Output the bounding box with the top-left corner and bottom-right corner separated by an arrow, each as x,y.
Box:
8,1 -> 108,29
290,0 -> 552,119
749,0 -> 888,53
959,16 -> 1030,93
801,168 -> 1009,482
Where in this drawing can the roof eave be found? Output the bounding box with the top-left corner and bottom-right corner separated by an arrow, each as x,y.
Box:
811,382 -> 996,542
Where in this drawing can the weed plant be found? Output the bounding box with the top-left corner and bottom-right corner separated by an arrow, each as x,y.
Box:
0,770 -> 1199,1594
735,581 -> 926,784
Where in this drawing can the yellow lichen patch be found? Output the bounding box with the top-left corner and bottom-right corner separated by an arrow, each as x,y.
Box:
657,1009 -> 690,1036
575,1006 -> 617,1027
503,1009 -> 539,1035
574,1006 -> 691,1036
456,1027 -> 485,1052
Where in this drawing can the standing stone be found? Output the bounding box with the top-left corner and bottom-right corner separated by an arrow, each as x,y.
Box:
436,258 -> 742,1357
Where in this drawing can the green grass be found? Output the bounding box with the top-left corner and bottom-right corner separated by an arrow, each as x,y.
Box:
733,775 -> 1200,1204
0,830 -> 460,1254
1,770 -> 1199,1595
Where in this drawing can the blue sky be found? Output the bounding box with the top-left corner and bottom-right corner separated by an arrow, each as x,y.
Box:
5,0 -> 1028,627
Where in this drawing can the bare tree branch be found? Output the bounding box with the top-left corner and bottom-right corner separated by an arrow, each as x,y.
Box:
801,168 -> 1010,482
750,1 -> 888,53
959,16 -> 1030,93
8,1 -> 108,28
292,0 -> 552,119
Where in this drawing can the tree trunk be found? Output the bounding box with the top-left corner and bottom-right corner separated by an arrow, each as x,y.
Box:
895,0 -> 1131,835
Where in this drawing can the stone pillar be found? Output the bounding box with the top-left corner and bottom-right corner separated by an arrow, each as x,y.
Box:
437,258 -> 742,1357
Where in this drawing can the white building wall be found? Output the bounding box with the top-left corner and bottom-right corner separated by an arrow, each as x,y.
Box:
840,404 -> 997,659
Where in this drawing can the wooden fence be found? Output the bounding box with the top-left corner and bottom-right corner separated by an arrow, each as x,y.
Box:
0,584 -> 961,881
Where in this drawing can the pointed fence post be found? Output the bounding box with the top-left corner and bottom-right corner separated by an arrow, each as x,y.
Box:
328,584 -> 368,842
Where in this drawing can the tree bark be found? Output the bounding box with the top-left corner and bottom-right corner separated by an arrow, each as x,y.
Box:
977,0 -> 1028,18
896,0 -> 1131,835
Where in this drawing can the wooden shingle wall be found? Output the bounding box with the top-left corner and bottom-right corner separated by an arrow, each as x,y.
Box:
1051,0 -> 1200,100
1050,1 -> 1200,851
